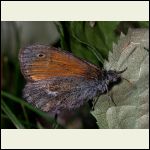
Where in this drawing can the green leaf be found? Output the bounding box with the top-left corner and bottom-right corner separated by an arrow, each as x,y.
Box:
1,99 -> 25,129
1,91 -> 57,125
57,21 -> 120,66
71,21 -> 120,64
91,28 -> 149,129
139,21 -> 149,28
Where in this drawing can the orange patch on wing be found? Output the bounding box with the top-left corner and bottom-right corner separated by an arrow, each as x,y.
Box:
29,49 -> 100,81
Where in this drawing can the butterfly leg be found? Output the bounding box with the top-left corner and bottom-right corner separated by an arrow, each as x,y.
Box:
55,113 -> 58,121
105,84 -> 117,106
108,93 -> 116,106
92,97 -> 99,110
51,113 -> 60,128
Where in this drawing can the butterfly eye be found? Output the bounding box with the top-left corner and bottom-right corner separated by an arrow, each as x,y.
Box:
37,53 -> 45,58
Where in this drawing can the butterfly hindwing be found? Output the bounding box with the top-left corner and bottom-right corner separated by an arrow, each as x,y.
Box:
23,77 -> 98,114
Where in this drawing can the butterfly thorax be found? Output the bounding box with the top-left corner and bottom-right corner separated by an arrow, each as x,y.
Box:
97,69 -> 122,94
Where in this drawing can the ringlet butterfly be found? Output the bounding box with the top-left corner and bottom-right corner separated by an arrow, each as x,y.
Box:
19,44 -> 126,115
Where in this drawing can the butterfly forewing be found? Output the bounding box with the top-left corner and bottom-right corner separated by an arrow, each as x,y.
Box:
19,44 -> 101,81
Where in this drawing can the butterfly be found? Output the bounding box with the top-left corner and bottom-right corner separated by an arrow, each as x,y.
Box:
19,44 -> 126,115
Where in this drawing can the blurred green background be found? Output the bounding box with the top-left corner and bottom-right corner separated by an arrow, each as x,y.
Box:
1,21 -> 149,129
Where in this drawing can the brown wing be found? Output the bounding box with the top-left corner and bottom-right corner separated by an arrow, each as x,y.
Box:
23,76 -> 98,114
19,44 -> 101,81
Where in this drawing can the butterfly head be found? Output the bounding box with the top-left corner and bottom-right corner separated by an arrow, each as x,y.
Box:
102,67 -> 127,85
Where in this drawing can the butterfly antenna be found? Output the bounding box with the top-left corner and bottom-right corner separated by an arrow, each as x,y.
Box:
117,67 -> 128,74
